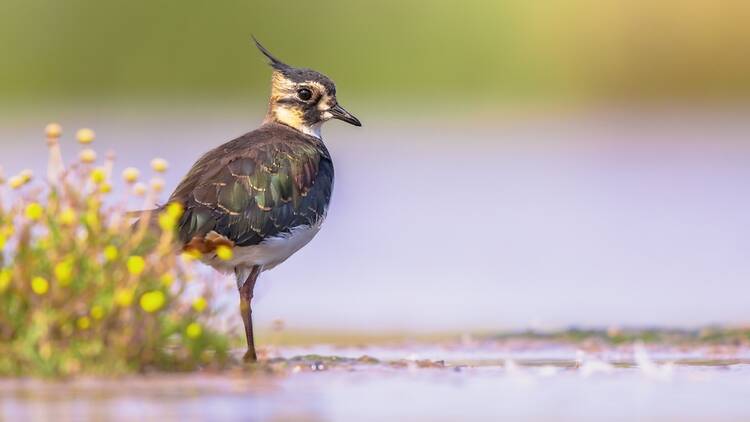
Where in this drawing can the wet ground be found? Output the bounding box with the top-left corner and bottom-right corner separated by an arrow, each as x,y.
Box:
3,340 -> 750,421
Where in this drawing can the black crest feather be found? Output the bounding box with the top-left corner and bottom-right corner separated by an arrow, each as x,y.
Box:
252,36 -> 290,71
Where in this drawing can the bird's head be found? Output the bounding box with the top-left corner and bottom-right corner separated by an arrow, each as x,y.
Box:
254,38 -> 361,139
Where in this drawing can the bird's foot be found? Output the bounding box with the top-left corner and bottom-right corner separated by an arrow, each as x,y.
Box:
242,349 -> 258,363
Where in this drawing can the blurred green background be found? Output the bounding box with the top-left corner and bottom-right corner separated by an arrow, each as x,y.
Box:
1,0 -> 748,107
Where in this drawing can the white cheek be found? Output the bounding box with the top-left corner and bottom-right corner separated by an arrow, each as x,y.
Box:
321,111 -> 333,120
317,94 -> 334,112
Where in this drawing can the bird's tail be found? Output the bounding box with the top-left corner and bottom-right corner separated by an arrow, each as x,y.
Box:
127,208 -> 163,234
125,209 -> 158,219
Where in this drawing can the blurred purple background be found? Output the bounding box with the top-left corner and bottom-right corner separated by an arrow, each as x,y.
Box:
2,107 -> 748,331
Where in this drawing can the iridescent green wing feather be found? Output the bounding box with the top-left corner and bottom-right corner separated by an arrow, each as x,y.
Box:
171,128 -> 334,247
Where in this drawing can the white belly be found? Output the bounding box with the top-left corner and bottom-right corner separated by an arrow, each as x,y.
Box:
205,223 -> 322,273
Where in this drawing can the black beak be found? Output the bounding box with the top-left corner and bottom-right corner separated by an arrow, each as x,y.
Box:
329,103 -> 362,127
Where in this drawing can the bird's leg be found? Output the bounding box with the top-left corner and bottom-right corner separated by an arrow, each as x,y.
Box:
239,265 -> 261,362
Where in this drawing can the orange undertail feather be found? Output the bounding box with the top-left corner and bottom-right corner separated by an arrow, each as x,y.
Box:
184,231 -> 235,255
128,209 -> 236,255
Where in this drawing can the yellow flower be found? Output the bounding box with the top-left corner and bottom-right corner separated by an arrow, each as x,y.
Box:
160,273 -> 175,287
166,202 -> 184,219
79,149 -> 97,164
90,168 -> 106,184
19,169 -> 33,183
114,288 -> 134,307
90,305 -> 105,320
157,202 -> 184,231
0,268 -> 11,292
76,316 -> 91,330
139,290 -> 166,313
122,167 -> 140,184
126,256 -> 146,276
0,234 -> 5,250
85,211 -> 99,228
216,245 -> 233,261
151,158 -> 169,173
158,213 -> 177,232
103,245 -> 119,262
100,182 -> 112,194
54,260 -> 74,286
133,183 -> 147,197
181,249 -> 202,262
31,276 -> 49,295
185,322 -> 202,339
25,203 -> 44,221
76,128 -> 95,144
45,123 -> 62,139
150,178 -> 165,192
8,176 -> 24,189
59,208 -> 77,226
192,297 -> 207,313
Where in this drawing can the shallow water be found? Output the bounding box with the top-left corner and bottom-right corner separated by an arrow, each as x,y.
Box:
3,342 -> 749,421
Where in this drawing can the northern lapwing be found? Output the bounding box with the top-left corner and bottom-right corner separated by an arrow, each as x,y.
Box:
166,38 -> 361,361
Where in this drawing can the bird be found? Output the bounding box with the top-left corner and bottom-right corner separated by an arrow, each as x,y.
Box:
165,38 -> 361,362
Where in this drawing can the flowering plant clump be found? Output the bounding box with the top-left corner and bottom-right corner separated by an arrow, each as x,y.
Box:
0,124 -> 230,377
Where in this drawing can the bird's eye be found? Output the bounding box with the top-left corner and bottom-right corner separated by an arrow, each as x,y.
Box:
297,88 -> 313,101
